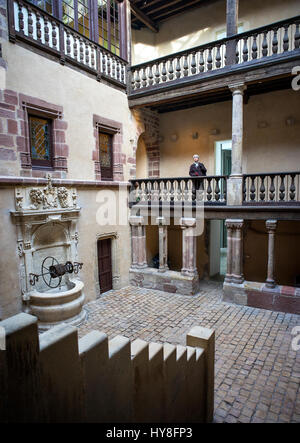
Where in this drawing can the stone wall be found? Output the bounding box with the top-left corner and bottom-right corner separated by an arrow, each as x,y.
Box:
0,312 -> 215,423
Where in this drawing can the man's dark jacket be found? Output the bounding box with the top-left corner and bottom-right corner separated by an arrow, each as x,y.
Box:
189,162 -> 207,177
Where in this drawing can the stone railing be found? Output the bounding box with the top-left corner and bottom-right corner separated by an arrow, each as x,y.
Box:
129,15 -> 300,93
0,312 -> 215,423
8,0 -> 127,88
130,176 -> 228,206
243,171 -> 300,204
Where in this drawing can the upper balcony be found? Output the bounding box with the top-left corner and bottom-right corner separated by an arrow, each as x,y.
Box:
128,14 -> 300,110
7,0 -> 128,90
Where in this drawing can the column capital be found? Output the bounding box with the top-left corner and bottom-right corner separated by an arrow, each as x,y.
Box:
228,82 -> 247,94
266,219 -> 277,232
129,215 -> 146,226
225,219 -> 244,230
180,217 -> 196,228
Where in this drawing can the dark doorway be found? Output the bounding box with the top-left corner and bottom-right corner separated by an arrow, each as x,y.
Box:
97,238 -> 113,294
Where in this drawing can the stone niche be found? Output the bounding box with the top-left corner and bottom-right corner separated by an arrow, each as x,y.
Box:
11,175 -> 86,330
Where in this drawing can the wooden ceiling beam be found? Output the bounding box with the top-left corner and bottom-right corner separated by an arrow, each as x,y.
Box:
151,0 -> 202,20
130,2 -> 159,32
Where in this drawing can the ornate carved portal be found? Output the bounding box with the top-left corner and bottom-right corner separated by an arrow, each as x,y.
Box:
11,175 -> 85,330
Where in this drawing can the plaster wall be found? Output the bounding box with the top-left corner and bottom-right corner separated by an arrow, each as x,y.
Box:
157,89 -> 300,177
132,0 -> 300,65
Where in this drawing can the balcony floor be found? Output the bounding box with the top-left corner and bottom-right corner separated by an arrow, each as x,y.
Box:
77,281 -> 300,423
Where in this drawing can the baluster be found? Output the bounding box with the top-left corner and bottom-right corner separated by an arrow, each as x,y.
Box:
91,45 -> 96,69
116,59 -> 120,80
121,63 -> 125,83
163,180 -> 168,202
259,175 -> 266,201
27,8 -> 33,38
215,45 -> 221,68
223,178 -> 227,202
161,60 -> 167,82
73,34 -> 78,58
251,33 -> 258,59
215,177 -> 220,201
199,49 -> 204,72
243,177 -> 246,202
283,24 -> 289,51
18,3 -> 24,34
235,44 -> 239,63
85,42 -> 90,65
141,67 -> 147,87
135,69 -> 141,89
262,31 -> 268,57
112,56 -> 116,78
272,28 -> 278,54
250,176 -> 256,201
183,54 -> 189,76
66,30 -> 71,55
207,48 -> 212,70
279,174 -> 286,201
79,38 -> 84,62
52,22 -> 57,48
289,174 -> 296,201
177,179 -> 182,202
269,175 -> 275,201
184,179 -> 189,202
36,12 -> 42,42
295,22 -> 300,49
242,37 -> 248,62
168,59 -> 174,80
107,55 -> 111,76
170,179 -> 175,202
175,57 -> 181,78
206,178 -> 212,201
44,16 -> 50,46
155,63 -> 160,84
102,51 -> 106,74
191,52 -> 196,74
148,65 -> 154,85
147,180 -> 153,202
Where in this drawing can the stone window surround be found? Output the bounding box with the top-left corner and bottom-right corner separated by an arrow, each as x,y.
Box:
92,114 -> 125,182
95,232 -> 121,296
19,95 -> 69,176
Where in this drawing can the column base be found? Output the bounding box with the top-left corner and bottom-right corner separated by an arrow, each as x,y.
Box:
130,267 -> 199,296
222,281 -> 247,306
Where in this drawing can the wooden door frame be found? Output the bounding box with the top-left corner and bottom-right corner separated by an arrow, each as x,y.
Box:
95,232 -> 120,296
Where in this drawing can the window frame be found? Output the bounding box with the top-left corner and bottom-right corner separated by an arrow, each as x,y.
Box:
28,114 -> 54,169
32,0 -> 127,59
98,130 -> 113,180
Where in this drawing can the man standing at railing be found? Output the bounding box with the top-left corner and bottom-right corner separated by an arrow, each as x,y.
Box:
189,154 -> 207,195
189,154 -> 207,177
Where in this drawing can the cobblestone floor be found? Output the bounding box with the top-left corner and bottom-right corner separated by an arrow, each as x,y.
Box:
77,281 -> 300,423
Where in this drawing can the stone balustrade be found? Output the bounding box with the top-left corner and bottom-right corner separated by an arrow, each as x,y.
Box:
0,312 -> 215,423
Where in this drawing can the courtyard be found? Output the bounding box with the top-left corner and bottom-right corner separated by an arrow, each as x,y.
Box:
77,281 -> 300,423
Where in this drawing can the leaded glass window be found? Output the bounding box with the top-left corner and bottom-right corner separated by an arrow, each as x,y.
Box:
28,0 -> 54,15
99,132 -> 113,179
98,0 -> 120,55
62,0 -> 75,29
29,116 -> 52,167
78,0 -> 90,38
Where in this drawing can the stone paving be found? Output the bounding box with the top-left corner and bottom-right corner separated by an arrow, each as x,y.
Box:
77,280 -> 300,423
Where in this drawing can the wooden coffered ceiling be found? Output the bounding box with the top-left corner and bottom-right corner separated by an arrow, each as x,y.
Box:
130,0 -> 220,32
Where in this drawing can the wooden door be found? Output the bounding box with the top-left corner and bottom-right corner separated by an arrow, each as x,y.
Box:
97,238 -> 113,294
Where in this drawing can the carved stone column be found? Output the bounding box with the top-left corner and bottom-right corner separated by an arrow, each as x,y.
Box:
265,220 -> 277,288
129,215 -> 147,269
156,216 -> 168,273
180,218 -> 198,277
227,82 -> 247,205
225,219 -> 244,284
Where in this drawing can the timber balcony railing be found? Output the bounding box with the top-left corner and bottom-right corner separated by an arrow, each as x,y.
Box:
7,0 -> 127,88
129,172 -> 300,207
129,15 -> 300,94
129,176 -> 228,206
243,172 -> 300,205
